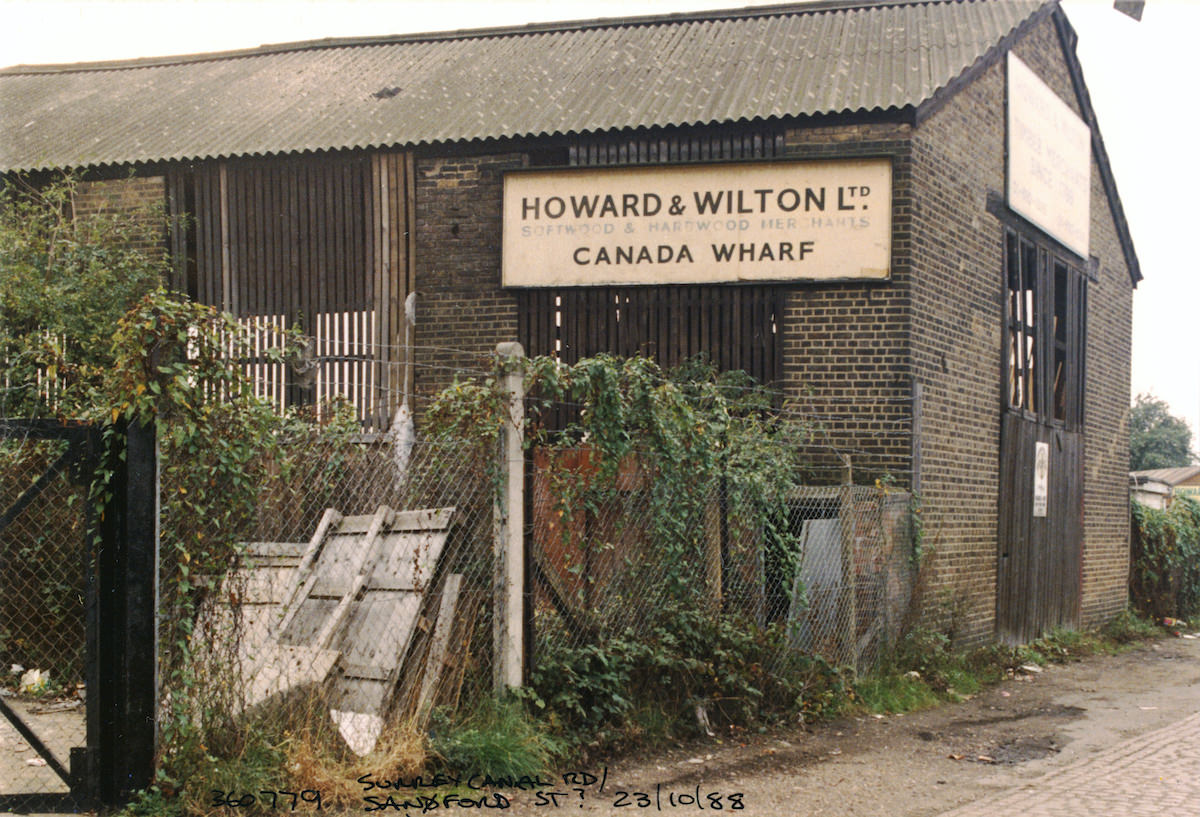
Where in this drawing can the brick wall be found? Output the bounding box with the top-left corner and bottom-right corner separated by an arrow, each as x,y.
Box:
401,12 -> 1134,640
901,15 -> 1134,643
72,175 -> 167,258
777,123 -> 915,486
413,154 -> 523,401
908,51 -> 1008,643
411,128 -> 920,486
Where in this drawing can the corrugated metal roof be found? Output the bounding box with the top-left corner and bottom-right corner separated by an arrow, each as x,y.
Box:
1131,466 -> 1200,486
0,0 -> 1046,172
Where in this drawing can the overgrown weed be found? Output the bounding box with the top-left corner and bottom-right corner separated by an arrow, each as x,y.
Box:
286,718 -> 430,808
855,611 -> 1167,717
855,674 -> 941,714
429,696 -> 562,780
1103,609 -> 1168,644
522,608 -> 851,758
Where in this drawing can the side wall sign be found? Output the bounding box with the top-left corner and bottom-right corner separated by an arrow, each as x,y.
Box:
1033,440 -> 1049,518
502,158 -> 892,287
1007,53 -> 1091,258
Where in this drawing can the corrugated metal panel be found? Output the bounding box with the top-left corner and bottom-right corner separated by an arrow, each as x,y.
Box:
0,0 -> 1044,172
1131,466 -> 1200,486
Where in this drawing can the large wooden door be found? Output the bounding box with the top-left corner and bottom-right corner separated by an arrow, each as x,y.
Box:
995,229 -> 1087,643
997,415 -> 1082,643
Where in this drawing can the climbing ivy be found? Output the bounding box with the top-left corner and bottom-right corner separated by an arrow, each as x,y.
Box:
95,291 -> 307,800
427,353 -> 825,744
431,353 -> 813,606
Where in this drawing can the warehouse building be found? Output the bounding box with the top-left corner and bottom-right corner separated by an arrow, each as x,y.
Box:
0,0 -> 1139,644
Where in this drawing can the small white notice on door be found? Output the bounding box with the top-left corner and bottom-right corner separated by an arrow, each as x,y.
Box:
1033,441 -> 1049,518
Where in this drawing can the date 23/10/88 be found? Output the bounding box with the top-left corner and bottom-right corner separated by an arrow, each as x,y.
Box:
535,785 -> 744,810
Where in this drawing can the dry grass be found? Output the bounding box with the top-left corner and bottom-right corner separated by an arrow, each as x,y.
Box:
286,718 -> 433,807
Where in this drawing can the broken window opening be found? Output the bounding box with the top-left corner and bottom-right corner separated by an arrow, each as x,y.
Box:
1002,228 -> 1086,430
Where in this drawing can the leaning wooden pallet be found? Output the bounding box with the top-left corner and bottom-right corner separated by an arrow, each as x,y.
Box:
240,504 -> 457,754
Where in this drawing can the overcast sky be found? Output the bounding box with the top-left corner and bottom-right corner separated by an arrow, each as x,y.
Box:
1,0 -> 1196,449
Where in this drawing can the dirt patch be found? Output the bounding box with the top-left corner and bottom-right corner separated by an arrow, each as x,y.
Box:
984,734 -> 1060,764
0,694 -> 82,797
947,703 -> 1085,728
491,637 -> 1200,816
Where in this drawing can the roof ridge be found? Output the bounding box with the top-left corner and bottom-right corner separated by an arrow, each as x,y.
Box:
0,0 -> 1014,76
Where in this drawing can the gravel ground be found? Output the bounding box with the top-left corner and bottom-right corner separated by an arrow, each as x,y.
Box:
489,635 -> 1200,816
5,636 -> 1197,816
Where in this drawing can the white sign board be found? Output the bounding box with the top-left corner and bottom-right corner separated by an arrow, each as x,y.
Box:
1033,440 -> 1049,518
1007,53 -> 1091,257
502,158 -> 891,287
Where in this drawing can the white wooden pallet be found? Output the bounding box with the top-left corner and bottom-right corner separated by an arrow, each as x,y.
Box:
233,505 -> 456,753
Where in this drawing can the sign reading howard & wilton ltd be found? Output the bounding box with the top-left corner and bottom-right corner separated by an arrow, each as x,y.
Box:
502,159 -> 892,287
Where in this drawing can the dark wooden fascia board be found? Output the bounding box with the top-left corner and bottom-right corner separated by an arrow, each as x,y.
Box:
1052,6 -> 1142,287
408,110 -> 913,162
986,190 -> 1086,265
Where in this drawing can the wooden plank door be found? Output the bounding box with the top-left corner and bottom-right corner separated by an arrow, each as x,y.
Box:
996,415 -> 1083,643
996,229 -> 1086,644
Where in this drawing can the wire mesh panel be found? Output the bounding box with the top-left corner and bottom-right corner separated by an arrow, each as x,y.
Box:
530,461 -> 915,675
0,425 -> 91,805
786,486 -> 915,671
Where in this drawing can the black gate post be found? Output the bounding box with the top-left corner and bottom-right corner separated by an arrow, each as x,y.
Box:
94,417 -> 158,806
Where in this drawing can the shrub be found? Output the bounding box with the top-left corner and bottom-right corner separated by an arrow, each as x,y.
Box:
430,697 -> 562,780
524,606 -> 847,753
1130,497 -> 1200,620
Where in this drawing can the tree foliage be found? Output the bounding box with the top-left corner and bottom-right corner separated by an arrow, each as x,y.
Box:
2,172 -> 339,810
1,174 -> 169,417
1130,392 -> 1195,471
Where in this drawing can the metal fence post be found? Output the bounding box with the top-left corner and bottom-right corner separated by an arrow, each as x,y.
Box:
493,342 -> 525,691
839,480 -> 858,670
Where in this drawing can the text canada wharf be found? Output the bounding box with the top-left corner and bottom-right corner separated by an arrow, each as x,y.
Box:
518,186 -> 870,266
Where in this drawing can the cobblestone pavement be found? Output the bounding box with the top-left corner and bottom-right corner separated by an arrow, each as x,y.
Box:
938,711 -> 1200,817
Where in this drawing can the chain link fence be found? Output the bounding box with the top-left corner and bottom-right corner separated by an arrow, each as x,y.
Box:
530,455 -> 913,673
161,413 -> 499,807
0,340 -> 910,811
1,351 -> 918,813
0,427 -> 89,799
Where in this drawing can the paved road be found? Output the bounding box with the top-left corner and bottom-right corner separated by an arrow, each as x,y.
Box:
939,710 -> 1200,817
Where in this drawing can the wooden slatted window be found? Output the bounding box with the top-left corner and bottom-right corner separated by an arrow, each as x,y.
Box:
519,285 -> 782,372
167,152 -> 412,430
1002,228 -> 1086,430
519,285 -> 783,429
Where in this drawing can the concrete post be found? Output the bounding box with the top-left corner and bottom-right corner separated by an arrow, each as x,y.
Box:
493,342 -> 525,691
